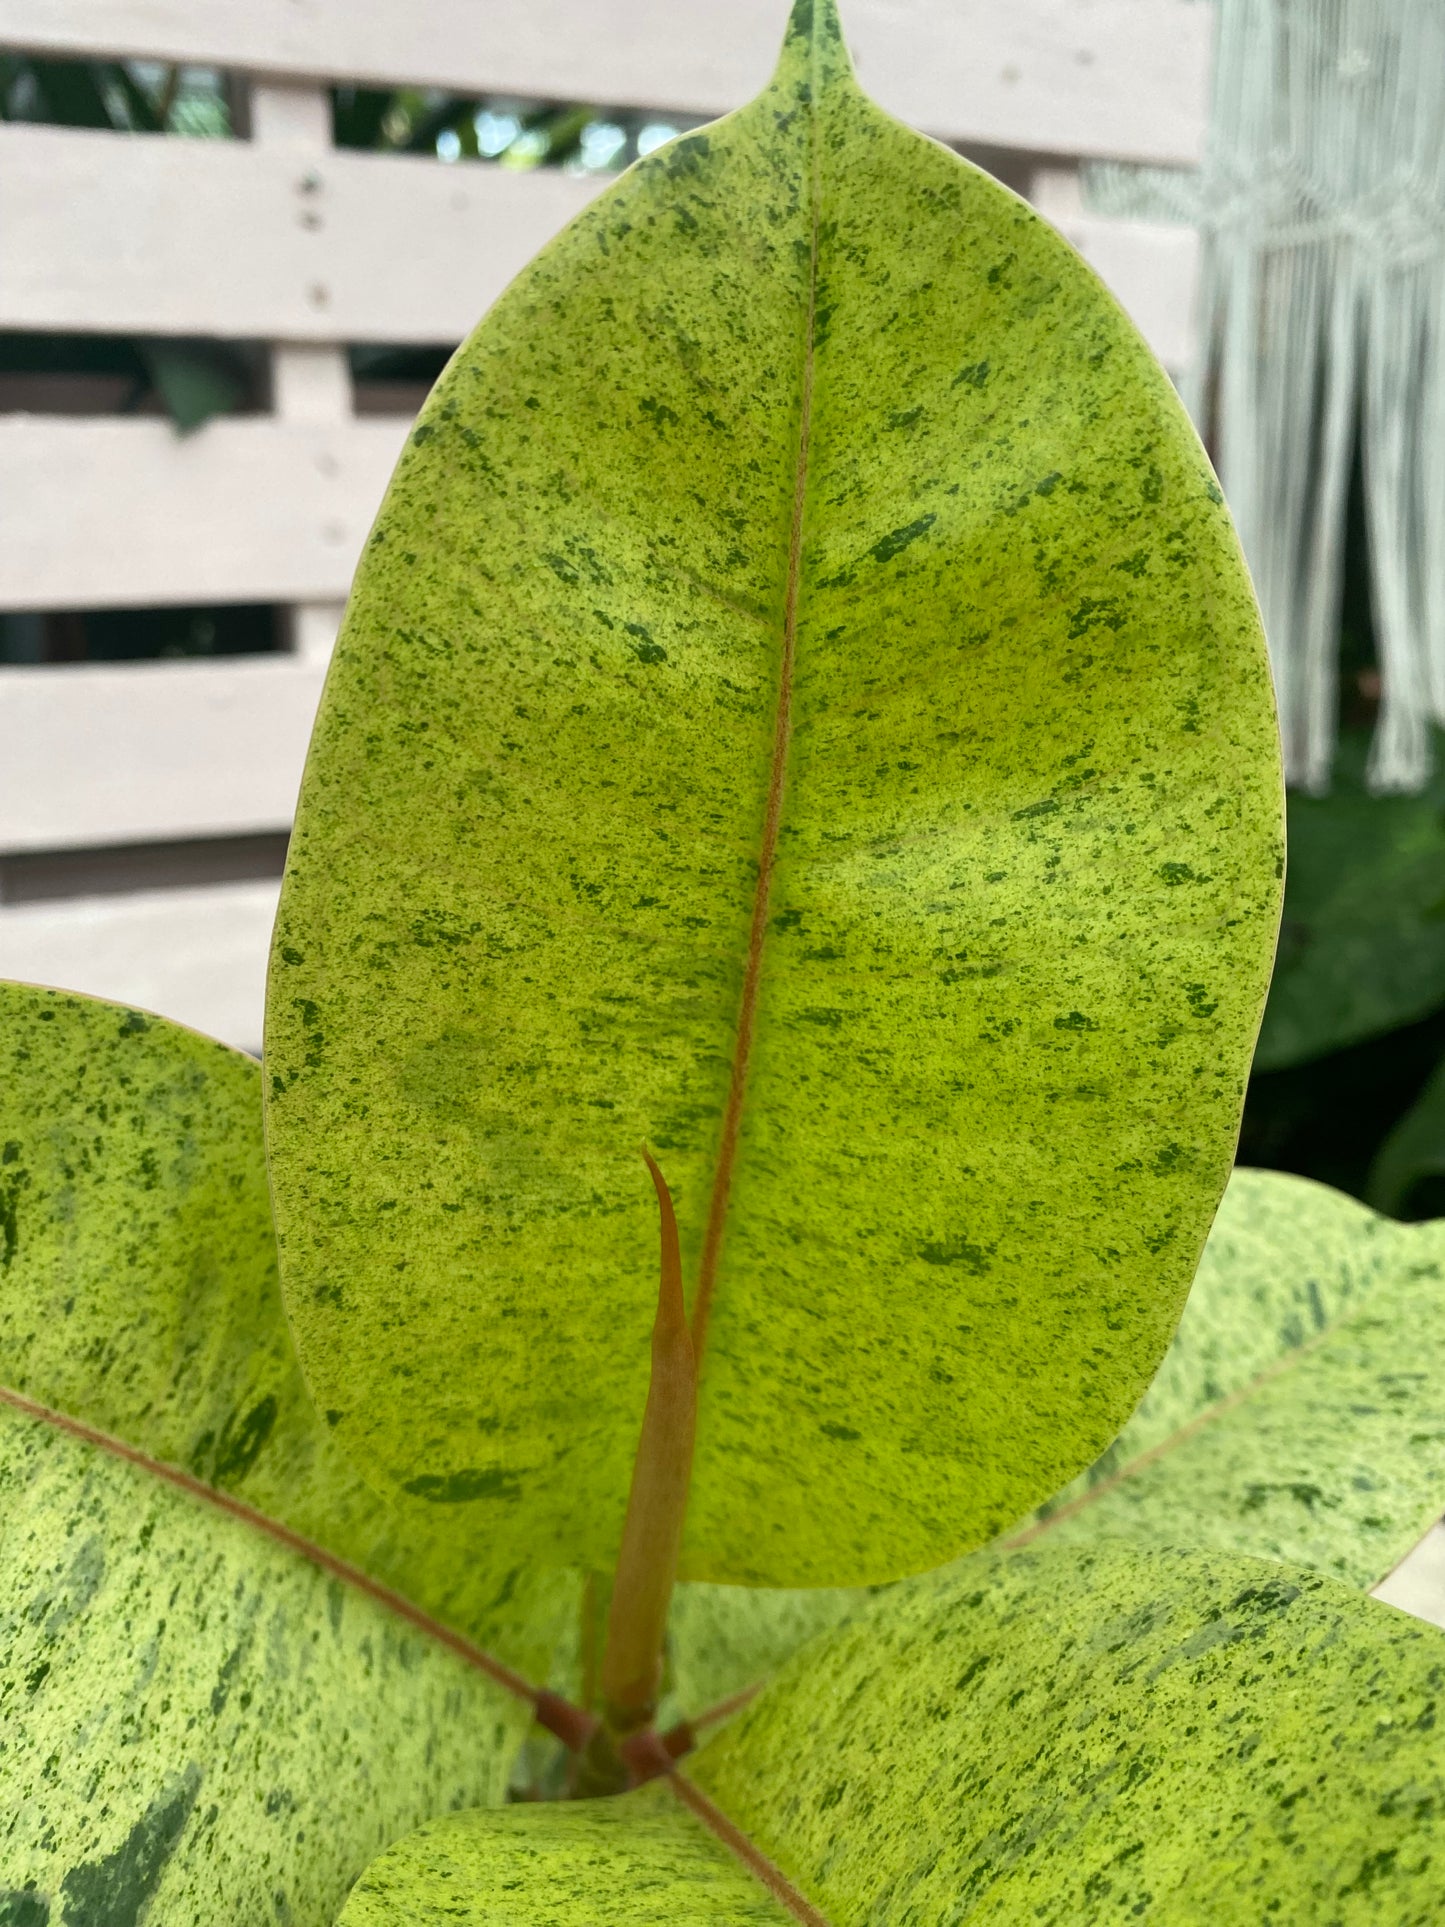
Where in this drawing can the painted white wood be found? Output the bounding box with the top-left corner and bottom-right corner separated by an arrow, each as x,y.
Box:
1373,1520 -> 1445,1633
291,602 -> 345,663
249,76 -> 331,148
0,881 -> 279,1052
0,121 -> 601,344
0,659 -> 325,851
1044,212 -> 1201,375
1030,162 -> 1086,222
271,342 -> 352,423
0,414 -> 407,611
252,75 -> 358,674
0,0 -> 1212,165
0,122 -> 1195,366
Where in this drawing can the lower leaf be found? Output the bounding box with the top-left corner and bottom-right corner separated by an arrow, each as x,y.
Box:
0,1412 -> 531,1925
345,1542 -> 1445,1923
338,1781 -> 791,1926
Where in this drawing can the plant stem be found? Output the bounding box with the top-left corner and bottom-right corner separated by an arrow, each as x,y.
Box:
598,1149 -> 698,1737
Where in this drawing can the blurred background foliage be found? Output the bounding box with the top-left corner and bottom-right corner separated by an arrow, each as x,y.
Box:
4,51 -> 1443,1221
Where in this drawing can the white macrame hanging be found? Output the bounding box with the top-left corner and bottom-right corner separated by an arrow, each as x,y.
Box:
1089,0 -> 1445,793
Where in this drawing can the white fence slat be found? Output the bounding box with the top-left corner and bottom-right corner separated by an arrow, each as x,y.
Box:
0,123 -> 601,343
0,123 -> 1195,368
1374,1523 -> 1445,1632
0,0 -> 1212,167
0,659 -> 325,852
0,881 -> 280,1051
0,415 -> 407,611
1047,213 -> 1200,375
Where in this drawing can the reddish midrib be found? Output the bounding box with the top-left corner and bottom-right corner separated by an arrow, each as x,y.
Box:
670,1771 -> 834,1926
690,89 -> 822,1363
0,1378 -> 539,1706
1000,1311 -> 1351,1551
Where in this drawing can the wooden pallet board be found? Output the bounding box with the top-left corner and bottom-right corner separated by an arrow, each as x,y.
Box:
0,0 -> 1212,166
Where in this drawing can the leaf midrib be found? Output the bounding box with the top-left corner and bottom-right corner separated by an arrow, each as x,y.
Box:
1001,1282 -> 1387,1551
2,1369 -> 839,1919
691,49 -> 823,1360
0,1377 -> 538,1703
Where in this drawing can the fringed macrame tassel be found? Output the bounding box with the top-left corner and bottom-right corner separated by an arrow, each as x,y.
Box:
1088,0 -> 1445,793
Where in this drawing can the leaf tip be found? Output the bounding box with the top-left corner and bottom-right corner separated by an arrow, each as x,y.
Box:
778,0 -> 856,91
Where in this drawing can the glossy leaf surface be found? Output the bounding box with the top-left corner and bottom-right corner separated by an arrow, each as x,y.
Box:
0,980 -> 565,1660
339,1782 -> 787,1927
347,1544 -> 1445,1923
667,1579 -> 862,1720
668,1168 -> 1445,1710
0,982 -> 564,1920
1024,1170 -> 1445,1587
267,0 -> 1281,1588
0,1412 -> 523,1926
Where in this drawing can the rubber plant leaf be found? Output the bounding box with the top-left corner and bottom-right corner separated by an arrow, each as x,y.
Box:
1014,1168 -> 1445,1588
663,1166 -> 1445,1712
341,1542 -> 1445,1924
265,0 -> 1283,1588
0,982 -> 567,1921
0,1409 -> 523,1924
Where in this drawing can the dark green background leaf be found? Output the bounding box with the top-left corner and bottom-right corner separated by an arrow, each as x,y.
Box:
1256,738 -> 1445,1072
1370,1053 -> 1445,1219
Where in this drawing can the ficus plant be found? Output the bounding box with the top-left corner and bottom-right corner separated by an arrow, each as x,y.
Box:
5,2 -> 1445,1920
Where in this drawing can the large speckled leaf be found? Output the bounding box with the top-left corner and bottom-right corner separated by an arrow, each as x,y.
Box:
666,1168 -> 1445,1712
338,1782 -> 789,1927
0,981 -> 570,1920
266,0 -> 1281,1591
1019,1170 -> 1445,1586
344,1543 -> 1445,1924
0,979 -> 567,1659
0,1411 -> 522,1926
666,1579 -> 863,1722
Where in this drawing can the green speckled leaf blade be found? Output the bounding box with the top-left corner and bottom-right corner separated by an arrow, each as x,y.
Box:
689,1543 -> 1445,1923
346,1544 -> 1445,1924
266,0 -> 1282,1586
338,1781 -> 789,1927
0,1411 -> 525,1926
667,1169 -> 1445,1713
1036,1166 -> 1396,1512
667,1579 -> 863,1719
0,979 -> 568,1668
1025,1172 -> 1445,1589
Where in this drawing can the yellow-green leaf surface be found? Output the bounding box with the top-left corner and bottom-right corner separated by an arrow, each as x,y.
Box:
1021,1171 -> 1445,1587
1052,1167 -> 1398,1488
0,1412 -> 521,1926
0,980 -> 566,1660
662,1169 -> 1440,1712
266,0 -> 1282,1587
666,1578 -> 863,1721
344,1544 -> 1445,1924
338,1782 -> 790,1927
0,982 -> 568,1920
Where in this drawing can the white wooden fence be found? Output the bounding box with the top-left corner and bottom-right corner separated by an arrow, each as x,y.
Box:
0,0 -> 1212,1051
